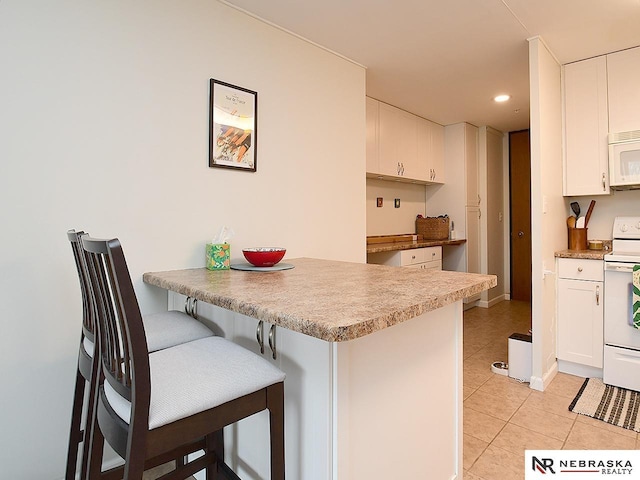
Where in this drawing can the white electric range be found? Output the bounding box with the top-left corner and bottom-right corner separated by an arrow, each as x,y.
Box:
603,216 -> 640,392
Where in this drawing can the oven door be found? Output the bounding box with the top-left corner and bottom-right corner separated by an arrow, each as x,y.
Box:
604,261 -> 640,349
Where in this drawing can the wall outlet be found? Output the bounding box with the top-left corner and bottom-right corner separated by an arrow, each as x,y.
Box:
394,198 -> 400,208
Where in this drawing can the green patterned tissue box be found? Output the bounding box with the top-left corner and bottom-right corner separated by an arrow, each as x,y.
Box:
206,243 -> 230,270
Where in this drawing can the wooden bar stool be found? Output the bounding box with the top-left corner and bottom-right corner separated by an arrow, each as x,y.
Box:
82,235 -> 285,480
65,230 -> 215,480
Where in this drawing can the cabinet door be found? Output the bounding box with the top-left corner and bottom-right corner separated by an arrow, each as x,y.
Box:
464,124 -> 479,206
465,206 -> 481,303
224,314 -> 334,480
378,102 -> 403,177
430,121 -> 445,183
366,97 -> 380,174
418,118 -> 445,184
563,57 -> 610,196
607,46 -> 640,133
557,278 -> 604,368
398,109 -> 422,180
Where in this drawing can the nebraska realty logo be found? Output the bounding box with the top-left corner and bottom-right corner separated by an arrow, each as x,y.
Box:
525,451 -> 640,479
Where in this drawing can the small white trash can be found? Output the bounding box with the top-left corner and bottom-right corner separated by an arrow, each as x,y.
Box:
508,333 -> 532,382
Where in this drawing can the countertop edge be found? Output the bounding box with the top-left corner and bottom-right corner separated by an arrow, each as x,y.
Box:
554,249 -> 609,260
143,267 -> 496,342
367,239 -> 466,254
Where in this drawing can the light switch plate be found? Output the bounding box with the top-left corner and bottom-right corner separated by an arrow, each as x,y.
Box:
394,198 -> 400,208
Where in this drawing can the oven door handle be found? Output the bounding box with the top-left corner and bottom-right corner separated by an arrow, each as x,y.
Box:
605,262 -> 637,272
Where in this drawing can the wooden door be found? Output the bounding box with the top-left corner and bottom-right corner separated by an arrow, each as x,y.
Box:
509,130 -> 531,302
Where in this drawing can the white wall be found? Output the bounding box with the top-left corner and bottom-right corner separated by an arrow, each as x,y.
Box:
0,1 -> 366,478
564,190 -> 640,241
528,37 -> 566,391
366,179 -> 426,235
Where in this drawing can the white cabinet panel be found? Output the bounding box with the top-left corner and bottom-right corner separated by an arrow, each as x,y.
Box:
556,258 -> 604,370
366,97 -> 443,184
367,246 -> 442,270
169,292 -> 333,480
607,46 -> 640,134
562,56 -> 609,196
417,117 -> 445,184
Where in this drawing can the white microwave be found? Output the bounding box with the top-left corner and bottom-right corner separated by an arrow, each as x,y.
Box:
609,130 -> 640,190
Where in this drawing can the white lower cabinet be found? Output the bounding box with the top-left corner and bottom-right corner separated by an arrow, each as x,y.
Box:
169,292 -> 333,480
366,246 -> 442,270
556,258 -> 604,373
168,292 -> 463,479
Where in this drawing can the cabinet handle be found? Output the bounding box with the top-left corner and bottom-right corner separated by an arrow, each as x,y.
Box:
602,173 -> 606,191
268,324 -> 277,360
184,296 -> 198,319
184,296 -> 191,315
256,320 -> 265,354
596,285 -> 600,306
478,194 -> 481,206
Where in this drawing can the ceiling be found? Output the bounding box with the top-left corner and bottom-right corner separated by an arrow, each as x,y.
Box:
220,0 -> 640,133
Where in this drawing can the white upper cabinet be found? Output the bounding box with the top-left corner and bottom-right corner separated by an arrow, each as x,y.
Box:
562,56 -> 610,196
418,118 -> 445,184
607,46 -> 640,134
366,97 -> 443,184
365,96 -> 380,174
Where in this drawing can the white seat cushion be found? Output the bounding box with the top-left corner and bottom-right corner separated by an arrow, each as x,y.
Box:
82,311 -> 212,358
104,336 -> 286,430
143,310 -> 213,352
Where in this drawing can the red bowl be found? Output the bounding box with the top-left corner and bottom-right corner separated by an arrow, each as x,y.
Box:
242,247 -> 286,267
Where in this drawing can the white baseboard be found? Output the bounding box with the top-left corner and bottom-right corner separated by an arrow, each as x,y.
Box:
557,360 -> 603,379
529,361 -> 558,392
477,294 -> 509,309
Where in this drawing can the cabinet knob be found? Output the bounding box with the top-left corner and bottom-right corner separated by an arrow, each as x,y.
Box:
577,267 -> 583,272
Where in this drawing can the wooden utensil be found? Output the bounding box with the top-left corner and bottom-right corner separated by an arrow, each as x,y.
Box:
584,200 -> 596,227
567,216 -> 576,228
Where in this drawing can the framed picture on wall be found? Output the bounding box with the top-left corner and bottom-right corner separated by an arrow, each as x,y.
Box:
209,79 -> 257,172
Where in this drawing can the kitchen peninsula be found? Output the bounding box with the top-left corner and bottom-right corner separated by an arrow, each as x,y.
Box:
144,257 -> 496,480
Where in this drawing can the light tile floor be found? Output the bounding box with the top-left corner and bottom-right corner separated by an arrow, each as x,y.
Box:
463,300 -> 639,480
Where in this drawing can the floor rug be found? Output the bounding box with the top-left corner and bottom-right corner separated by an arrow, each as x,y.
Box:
569,378 -> 640,433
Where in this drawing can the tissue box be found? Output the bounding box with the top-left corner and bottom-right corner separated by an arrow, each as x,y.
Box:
206,243 -> 230,270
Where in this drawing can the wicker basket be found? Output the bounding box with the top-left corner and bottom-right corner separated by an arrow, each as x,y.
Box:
416,216 -> 450,240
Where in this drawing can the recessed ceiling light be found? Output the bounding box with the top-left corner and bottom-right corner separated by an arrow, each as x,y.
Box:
494,94 -> 511,103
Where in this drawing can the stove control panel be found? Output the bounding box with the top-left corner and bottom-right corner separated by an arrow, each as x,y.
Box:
612,216 -> 640,240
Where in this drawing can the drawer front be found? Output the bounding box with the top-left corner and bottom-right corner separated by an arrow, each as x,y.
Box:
400,249 -> 426,266
406,260 -> 442,270
557,258 -> 603,281
423,247 -> 442,262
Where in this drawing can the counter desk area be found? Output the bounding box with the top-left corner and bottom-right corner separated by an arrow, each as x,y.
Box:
144,257 -> 496,480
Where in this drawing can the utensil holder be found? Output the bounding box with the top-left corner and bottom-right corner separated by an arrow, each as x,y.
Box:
568,227 -> 587,250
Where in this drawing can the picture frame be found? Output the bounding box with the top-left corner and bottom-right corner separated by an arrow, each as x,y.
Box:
209,79 -> 257,171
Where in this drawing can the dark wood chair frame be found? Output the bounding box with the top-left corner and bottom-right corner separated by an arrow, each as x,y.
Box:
65,230 -> 99,480
82,236 -> 285,480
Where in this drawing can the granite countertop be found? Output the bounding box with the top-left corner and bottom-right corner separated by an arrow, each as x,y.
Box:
367,239 -> 466,254
143,257 -> 496,342
555,240 -> 612,260
554,249 -> 610,260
